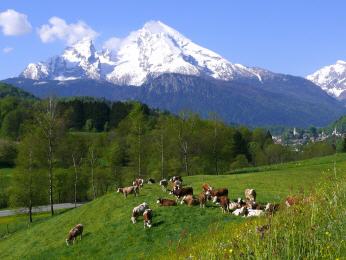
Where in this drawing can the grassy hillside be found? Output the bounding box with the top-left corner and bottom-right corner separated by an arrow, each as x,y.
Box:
0,154 -> 345,259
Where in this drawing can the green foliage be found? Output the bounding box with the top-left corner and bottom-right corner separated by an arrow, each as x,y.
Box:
0,140 -> 17,167
230,154 -> 249,170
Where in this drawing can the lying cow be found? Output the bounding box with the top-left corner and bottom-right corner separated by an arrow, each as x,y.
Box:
131,202 -> 149,223
247,209 -> 265,217
245,189 -> 256,202
157,198 -> 177,206
169,187 -> 193,201
181,195 -> 199,206
143,209 -> 153,228
265,203 -> 280,213
117,186 -> 139,198
232,206 -> 248,216
214,196 -> 230,213
133,178 -> 144,188
66,224 -> 83,246
147,178 -> 155,184
159,179 -> 168,191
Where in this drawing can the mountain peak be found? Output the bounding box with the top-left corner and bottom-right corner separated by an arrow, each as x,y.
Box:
142,20 -> 173,34
19,21 -> 261,85
307,60 -> 346,98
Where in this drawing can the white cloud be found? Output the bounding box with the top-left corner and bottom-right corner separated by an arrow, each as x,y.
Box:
3,47 -> 13,53
38,17 -> 98,45
103,37 -> 122,52
0,9 -> 32,36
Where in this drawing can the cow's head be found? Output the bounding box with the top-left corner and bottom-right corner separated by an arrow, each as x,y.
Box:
156,198 -> 162,204
117,188 -> 122,193
131,216 -> 136,224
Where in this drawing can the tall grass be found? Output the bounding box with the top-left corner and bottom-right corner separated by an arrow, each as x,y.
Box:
165,174 -> 346,259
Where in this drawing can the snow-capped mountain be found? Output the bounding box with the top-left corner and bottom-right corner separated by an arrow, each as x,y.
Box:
307,60 -> 346,99
21,21 -> 262,86
10,20 -> 346,127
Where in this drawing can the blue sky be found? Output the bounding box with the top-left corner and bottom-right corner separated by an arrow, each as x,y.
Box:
0,0 -> 346,79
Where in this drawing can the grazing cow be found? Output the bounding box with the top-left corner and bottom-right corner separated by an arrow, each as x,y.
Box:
181,195 -> 199,206
198,192 -> 207,208
159,179 -> 168,191
170,176 -> 183,183
157,198 -> 177,206
206,188 -> 228,202
117,186 -> 139,198
245,189 -> 256,202
247,209 -> 265,217
172,180 -> 182,190
66,224 -> 83,246
202,183 -> 213,192
169,187 -> 193,201
143,209 -> 153,228
131,202 -> 149,223
214,196 -> 230,213
133,178 -> 144,188
232,206 -> 248,216
147,178 -> 155,184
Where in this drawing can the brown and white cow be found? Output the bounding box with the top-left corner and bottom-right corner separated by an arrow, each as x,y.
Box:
131,202 -> 149,223
181,195 -> 199,206
198,192 -> 207,208
214,196 -> 230,213
66,224 -> 83,246
245,189 -> 256,202
133,178 -> 144,188
265,203 -> 280,213
202,183 -> 213,192
117,186 -> 139,198
143,209 -> 153,228
206,188 -> 228,203
169,187 -> 193,201
170,176 -> 183,183
156,198 -> 177,206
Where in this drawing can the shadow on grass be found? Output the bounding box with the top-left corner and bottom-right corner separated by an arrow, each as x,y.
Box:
152,220 -> 164,227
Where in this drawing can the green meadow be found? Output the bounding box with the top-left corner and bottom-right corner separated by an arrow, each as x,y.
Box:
0,154 -> 345,259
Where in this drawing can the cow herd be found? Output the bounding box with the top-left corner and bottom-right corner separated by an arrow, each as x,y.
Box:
65,176 -> 282,245
115,176 -> 280,230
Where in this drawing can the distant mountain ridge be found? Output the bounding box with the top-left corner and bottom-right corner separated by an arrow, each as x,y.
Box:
307,60 -> 346,100
4,21 -> 346,127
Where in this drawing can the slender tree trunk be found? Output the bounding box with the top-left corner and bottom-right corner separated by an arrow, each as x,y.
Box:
72,155 -> 78,208
213,122 -> 219,175
90,149 -> 96,200
29,203 -> 32,223
183,142 -> 189,176
48,143 -> 54,215
138,124 -> 141,177
28,150 -> 33,223
161,132 -> 164,179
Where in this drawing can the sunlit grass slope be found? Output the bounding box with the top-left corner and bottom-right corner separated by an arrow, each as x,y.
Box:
0,154 -> 345,259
